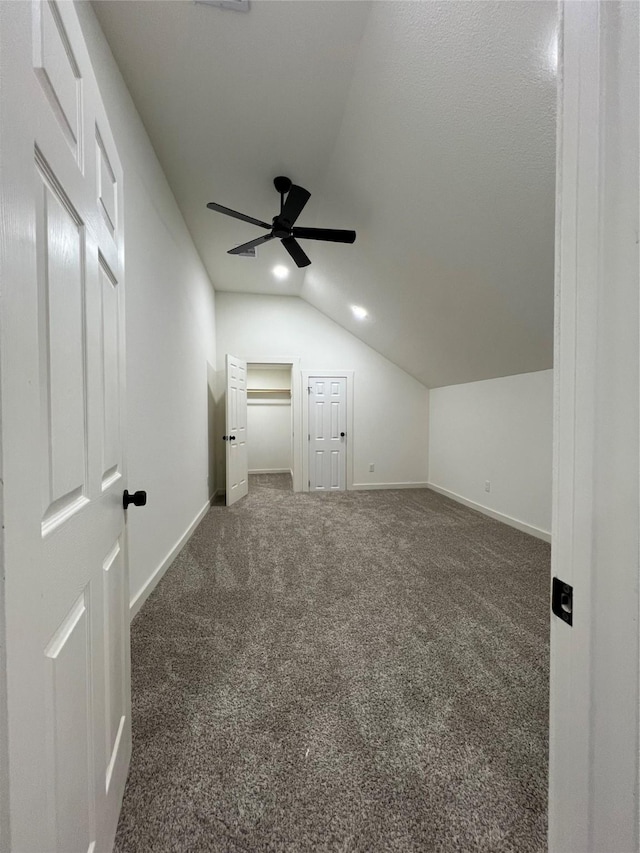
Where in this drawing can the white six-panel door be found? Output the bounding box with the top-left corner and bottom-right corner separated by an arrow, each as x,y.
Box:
225,354 -> 248,506
0,2 -> 130,851
308,377 -> 347,491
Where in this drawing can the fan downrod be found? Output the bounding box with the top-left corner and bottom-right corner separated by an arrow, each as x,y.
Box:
273,175 -> 292,195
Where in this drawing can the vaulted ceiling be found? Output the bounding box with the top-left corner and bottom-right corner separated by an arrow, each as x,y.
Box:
92,0 -> 557,388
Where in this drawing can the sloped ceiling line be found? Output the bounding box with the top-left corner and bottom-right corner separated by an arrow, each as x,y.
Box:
93,0 -> 557,388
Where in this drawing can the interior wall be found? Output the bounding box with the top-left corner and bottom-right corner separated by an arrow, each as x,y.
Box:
428,369 -> 553,538
216,292 -> 429,489
247,366 -> 292,474
76,3 -> 217,614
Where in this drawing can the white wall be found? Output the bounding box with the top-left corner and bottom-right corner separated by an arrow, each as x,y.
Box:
247,405 -> 292,473
428,369 -> 553,538
216,293 -> 429,489
76,4 -> 217,614
247,367 -> 291,474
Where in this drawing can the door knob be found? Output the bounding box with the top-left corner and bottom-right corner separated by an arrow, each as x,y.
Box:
340,432 -> 346,438
123,489 -> 147,509
222,435 -> 237,441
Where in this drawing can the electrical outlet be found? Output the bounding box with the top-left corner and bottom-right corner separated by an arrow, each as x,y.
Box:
485,480 -> 491,493
369,463 -> 375,473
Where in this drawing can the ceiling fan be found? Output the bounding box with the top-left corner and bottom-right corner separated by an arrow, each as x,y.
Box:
206,176 -> 356,268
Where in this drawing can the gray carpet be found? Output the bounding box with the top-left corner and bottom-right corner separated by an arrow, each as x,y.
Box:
115,474 -> 549,853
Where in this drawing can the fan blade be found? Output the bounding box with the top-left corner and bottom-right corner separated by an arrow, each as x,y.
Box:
292,227 -> 356,244
280,185 -> 311,226
207,201 -> 270,230
281,237 -> 311,268
228,234 -> 274,255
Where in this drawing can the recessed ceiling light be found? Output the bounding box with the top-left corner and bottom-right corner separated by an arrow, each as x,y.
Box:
272,265 -> 289,280
351,305 -> 368,320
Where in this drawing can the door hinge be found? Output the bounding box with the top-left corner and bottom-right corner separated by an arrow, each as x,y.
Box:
552,577 -> 573,626
307,386 -> 312,394
308,480 -> 310,488
308,434 -> 310,441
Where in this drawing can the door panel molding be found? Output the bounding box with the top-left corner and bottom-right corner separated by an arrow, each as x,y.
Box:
308,376 -> 347,491
301,370 -> 354,492
33,0 -> 84,166
44,589 -> 95,853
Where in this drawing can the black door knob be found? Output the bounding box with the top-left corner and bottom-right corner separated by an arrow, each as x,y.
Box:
340,432 -> 346,438
230,435 -> 236,440
123,489 -> 147,509
223,435 -> 228,440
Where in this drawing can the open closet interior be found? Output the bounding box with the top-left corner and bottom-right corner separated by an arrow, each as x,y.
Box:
247,363 -> 293,479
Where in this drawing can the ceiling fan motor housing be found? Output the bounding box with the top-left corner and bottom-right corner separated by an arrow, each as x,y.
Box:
272,216 -> 292,238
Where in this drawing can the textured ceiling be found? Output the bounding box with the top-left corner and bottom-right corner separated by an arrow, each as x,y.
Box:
92,0 -> 557,388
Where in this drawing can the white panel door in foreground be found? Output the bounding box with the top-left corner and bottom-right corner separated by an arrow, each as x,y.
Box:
0,2 -> 131,851
309,377 -> 347,491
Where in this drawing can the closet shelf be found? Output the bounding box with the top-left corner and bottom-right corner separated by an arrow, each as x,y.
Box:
247,388 -> 291,395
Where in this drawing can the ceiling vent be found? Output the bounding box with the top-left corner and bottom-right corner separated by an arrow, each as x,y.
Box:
194,0 -> 250,12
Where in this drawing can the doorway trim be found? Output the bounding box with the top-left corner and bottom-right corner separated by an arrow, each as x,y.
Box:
549,2 -> 639,850
301,370 -> 354,493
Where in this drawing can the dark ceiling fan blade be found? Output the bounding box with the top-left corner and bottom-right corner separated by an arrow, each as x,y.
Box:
280,185 -> 311,226
206,201 -> 271,230
281,237 -> 311,268
228,233 -> 274,255
292,227 -> 356,244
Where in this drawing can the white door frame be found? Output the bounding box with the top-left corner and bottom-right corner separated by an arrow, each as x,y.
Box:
301,371 -> 354,492
240,357 -> 302,491
550,3 -> 639,851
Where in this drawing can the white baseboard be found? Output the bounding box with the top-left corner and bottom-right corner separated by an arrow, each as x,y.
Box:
248,468 -> 290,474
427,483 -> 552,543
129,499 -> 211,620
351,482 -> 430,491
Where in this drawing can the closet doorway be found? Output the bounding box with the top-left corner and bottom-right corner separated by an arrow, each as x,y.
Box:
247,363 -> 294,489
